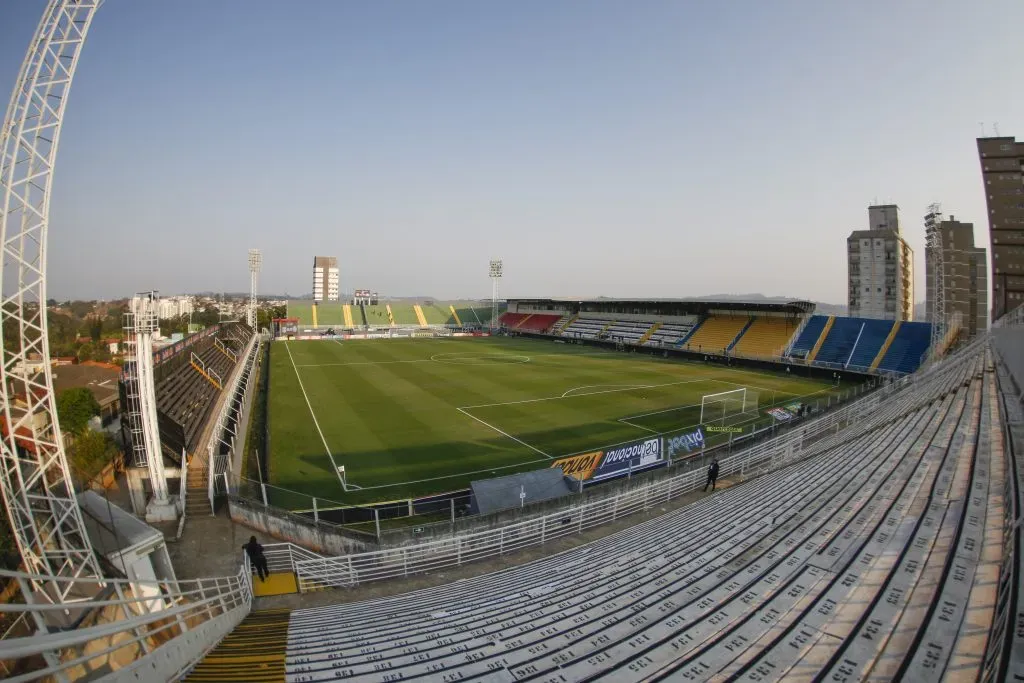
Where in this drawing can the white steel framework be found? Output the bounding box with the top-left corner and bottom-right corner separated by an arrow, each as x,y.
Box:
247,248 -> 261,329
489,258 -> 502,330
0,0 -> 103,600
925,203 -> 946,352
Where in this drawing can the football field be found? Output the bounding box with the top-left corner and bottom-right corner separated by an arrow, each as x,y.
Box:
266,337 -> 841,505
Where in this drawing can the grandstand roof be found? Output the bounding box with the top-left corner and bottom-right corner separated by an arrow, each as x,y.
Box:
508,297 -> 815,314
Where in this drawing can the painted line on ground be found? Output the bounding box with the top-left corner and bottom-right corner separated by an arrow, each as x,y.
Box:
461,377 -> 715,410
455,407 -> 552,459
295,359 -> 436,368
560,384 -> 650,398
285,341 -> 348,492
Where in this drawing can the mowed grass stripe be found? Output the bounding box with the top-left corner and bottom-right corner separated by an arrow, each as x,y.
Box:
267,338 -> 841,503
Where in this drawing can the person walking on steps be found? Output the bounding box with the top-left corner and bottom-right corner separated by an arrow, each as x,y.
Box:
704,459 -> 720,492
243,536 -> 270,582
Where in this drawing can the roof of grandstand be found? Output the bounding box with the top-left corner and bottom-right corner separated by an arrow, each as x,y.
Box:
509,296 -> 815,314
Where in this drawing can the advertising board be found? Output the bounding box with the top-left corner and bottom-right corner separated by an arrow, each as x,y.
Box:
665,427 -> 706,460
552,437 -> 665,484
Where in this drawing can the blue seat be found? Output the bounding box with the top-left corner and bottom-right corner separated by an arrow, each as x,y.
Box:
845,320 -> 895,369
814,318 -> 863,364
789,315 -> 828,355
876,322 -> 932,373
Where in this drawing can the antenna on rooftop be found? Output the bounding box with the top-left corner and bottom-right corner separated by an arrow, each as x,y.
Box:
994,122 -> 1001,136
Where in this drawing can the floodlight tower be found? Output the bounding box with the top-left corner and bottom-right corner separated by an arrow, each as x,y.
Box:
0,0 -> 104,599
489,259 -> 503,330
123,293 -> 177,522
248,248 -> 262,329
925,203 -> 946,351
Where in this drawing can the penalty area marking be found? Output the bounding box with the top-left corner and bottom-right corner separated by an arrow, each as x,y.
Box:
285,341 -> 348,492
455,407 -> 552,459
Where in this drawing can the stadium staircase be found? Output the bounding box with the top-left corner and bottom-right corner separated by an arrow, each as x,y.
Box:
384,304 -> 394,326
556,313 -> 578,334
183,609 -> 290,682
805,314 -> 835,361
357,303 -> 368,327
214,338 -> 236,363
448,305 -> 462,326
342,304 -> 354,328
787,314 -> 828,357
310,303 -> 318,329
638,321 -> 661,344
190,352 -> 223,391
684,315 -> 749,354
870,320 -> 902,371
731,316 -> 800,358
413,304 -> 428,326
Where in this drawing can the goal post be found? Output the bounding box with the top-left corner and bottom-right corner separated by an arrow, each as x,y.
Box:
699,388 -> 760,427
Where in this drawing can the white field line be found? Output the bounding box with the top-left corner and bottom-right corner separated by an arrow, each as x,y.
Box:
285,341 -> 347,491
461,377 -> 717,410
296,359 -> 435,368
560,384 -> 650,398
456,407 -> 552,459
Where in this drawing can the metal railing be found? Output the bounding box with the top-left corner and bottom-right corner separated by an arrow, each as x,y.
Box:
206,333 -> 260,511
0,564 -> 252,682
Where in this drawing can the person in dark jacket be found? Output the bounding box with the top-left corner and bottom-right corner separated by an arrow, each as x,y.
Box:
704,459 -> 720,492
243,536 -> 270,582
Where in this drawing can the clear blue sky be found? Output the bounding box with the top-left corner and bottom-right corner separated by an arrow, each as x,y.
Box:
2,1 -> 1022,304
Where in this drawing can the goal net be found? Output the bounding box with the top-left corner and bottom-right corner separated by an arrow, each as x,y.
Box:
699,388 -> 760,427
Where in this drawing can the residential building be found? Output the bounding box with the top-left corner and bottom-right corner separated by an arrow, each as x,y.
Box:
847,204 -> 914,321
976,137 -> 1024,320
312,256 -> 339,302
925,216 -> 988,339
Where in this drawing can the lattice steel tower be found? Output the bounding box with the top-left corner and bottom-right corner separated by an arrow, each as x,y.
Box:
0,0 -> 104,600
489,259 -> 503,330
925,203 -> 946,352
248,248 -> 262,329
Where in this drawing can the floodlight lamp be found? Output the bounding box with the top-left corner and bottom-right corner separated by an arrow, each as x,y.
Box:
489,259 -> 503,278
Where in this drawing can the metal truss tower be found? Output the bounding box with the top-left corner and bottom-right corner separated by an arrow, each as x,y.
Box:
925,203 -> 946,352
123,293 -> 176,522
248,248 -> 262,329
489,259 -> 502,330
0,0 -> 104,599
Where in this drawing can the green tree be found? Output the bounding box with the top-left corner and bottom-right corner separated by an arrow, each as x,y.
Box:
56,387 -> 100,434
66,429 -> 117,482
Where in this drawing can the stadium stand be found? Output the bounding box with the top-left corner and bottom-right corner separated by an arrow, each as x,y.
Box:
844,318 -> 896,369
683,314 -> 749,353
151,322 -> 253,462
362,304 -> 391,327
418,304 -> 450,325
183,342 -> 1009,682
876,320 -> 932,374
730,315 -> 799,357
388,303 -> 422,326
811,315 -> 864,364
643,316 -> 699,346
603,320 -> 655,344
787,313 -> 828,357
514,313 -> 563,333
562,316 -> 614,339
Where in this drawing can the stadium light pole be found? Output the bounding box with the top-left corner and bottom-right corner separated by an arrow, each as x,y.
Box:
248,248 -> 262,330
489,259 -> 503,331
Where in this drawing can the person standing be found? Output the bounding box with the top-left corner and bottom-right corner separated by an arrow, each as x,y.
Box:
703,459 -> 720,492
243,536 -> 270,582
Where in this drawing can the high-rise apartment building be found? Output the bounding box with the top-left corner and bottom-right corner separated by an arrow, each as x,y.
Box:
312,256 -> 339,302
847,204 -> 914,321
925,216 -> 988,339
976,137 -> 1024,321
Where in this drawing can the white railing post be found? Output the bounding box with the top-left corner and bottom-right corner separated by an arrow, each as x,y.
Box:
260,483 -> 268,506
312,498 -> 318,524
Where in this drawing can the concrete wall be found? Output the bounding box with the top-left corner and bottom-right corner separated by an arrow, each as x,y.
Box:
227,496 -> 373,555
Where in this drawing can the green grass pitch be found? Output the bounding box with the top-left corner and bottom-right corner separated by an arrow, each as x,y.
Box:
266,337 -> 841,506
